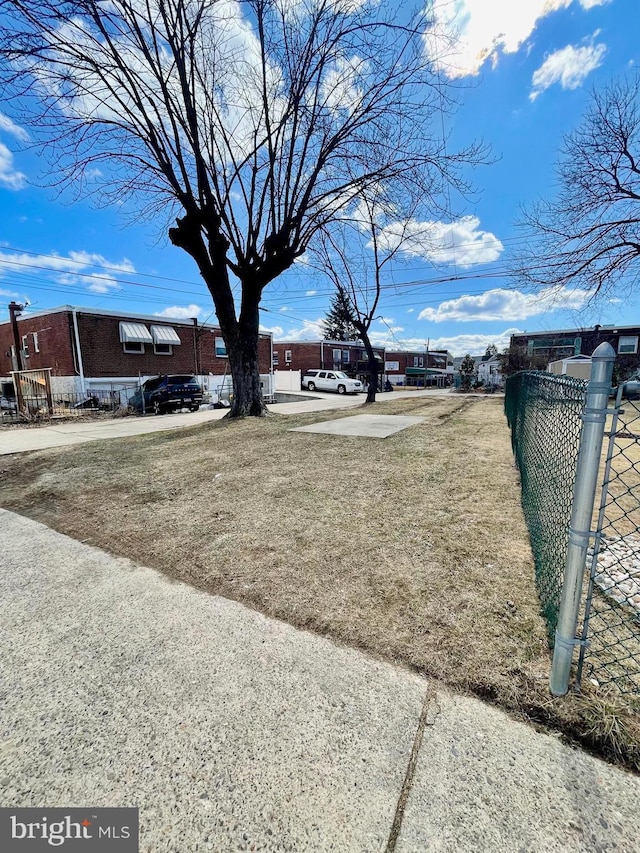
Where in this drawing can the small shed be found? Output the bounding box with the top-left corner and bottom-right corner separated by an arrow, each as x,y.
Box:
547,354 -> 592,380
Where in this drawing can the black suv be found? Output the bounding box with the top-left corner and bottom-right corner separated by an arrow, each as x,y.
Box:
129,375 -> 203,414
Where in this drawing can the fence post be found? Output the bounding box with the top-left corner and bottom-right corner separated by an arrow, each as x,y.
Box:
549,342 -> 616,696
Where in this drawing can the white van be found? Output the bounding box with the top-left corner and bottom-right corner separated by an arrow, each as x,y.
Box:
301,370 -> 362,395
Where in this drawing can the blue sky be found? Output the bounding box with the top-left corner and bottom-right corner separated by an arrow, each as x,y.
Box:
0,0 -> 638,355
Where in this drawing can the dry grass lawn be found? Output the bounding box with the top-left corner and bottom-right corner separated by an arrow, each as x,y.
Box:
1,394 -> 638,769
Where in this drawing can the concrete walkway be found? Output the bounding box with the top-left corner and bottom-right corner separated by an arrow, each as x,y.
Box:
1,509 -> 638,852
0,389 -> 450,456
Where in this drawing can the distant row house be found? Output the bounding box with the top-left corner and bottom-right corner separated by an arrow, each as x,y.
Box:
509,325 -> 640,380
272,340 -> 455,387
383,349 -> 454,387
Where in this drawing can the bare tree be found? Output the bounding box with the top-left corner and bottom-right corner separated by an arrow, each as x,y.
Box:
312,189 -> 436,403
518,73 -> 640,301
0,0 -> 483,416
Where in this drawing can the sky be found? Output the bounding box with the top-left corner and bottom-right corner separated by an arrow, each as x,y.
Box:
0,0 -> 638,356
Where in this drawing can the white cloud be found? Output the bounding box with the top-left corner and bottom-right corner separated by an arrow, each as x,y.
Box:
426,0 -> 609,79
428,328 -> 523,357
376,216 -> 502,267
0,142 -> 26,190
418,286 -> 591,322
0,112 -> 29,142
87,274 -> 120,294
277,318 -> 326,340
0,113 -> 29,189
259,323 -> 284,336
530,39 -> 606,100
154,304 -> 202,319
0,249 -> 136,293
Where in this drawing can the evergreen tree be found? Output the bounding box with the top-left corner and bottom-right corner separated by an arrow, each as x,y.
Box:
322,289 -> 359,341
459,354 -> 476,391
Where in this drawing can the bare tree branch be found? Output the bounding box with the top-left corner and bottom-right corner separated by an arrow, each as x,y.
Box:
517,73 -> 640,302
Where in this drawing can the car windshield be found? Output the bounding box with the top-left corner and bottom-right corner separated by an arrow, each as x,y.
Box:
334,372 -> 350,380
169,375 -> 197,385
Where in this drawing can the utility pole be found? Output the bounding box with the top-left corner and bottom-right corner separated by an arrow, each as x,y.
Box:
8,301 -> 24,371
424,337 -> 429,389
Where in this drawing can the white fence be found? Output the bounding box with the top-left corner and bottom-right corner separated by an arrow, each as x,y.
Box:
273,370 -> 301,392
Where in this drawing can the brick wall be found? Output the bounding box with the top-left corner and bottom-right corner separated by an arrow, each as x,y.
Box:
0,309 -> 76,377
1,309 -> 272,381
273,341 -> 385,375
510,328 -> 640,377
272,342 -> 321,374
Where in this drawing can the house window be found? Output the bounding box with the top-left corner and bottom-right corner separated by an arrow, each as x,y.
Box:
333,349 -> 341,362
119,321 -> 152,353
150,325 -> 181,352
215,337 -> 227,357
413,356 -> 419,367
285,350 -> 292,364
342,350 -> 350,363
32,332 -> 39,353
418,356 -> 424,368
273,351 -> 279,366
618,335 -> 638,354
21,335 -> 29,359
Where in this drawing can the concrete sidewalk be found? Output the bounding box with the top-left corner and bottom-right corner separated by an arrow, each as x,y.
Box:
0,389 -> 448,456
1,509 -> 638,852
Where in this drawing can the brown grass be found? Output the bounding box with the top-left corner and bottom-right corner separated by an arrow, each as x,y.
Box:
1,394 -> 638,770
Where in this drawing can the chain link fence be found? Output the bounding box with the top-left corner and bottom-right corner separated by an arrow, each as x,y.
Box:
506,367 -> 640,699
578,393 -> 640,695
504,371 -> 588,641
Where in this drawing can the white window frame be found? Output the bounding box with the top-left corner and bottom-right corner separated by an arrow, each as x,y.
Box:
332,348 -> 341,362
153,342 -> 173,355
21,335 -> 29,359
32,332 -> 40,353
418,356 -> 424,368
215,337 -> 227,357
285,349 -> 292,363
123,341 -> 145,354
273,351 -> 279,366
413,356 -> 419,367
618,335 -> 638,354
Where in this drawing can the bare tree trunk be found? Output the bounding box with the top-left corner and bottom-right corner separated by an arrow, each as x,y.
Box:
357,325 -> 378,404
225,295 -> 267,418
169,213 -> 267,418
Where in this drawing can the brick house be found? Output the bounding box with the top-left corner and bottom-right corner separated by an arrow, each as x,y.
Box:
509,325 -> 640,380
0,305 -> 273,399
384,350 -> 454,387
272,340 -> 385,383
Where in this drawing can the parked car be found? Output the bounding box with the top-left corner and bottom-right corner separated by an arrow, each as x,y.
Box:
301,369 -> 362,395
129,375 -> 203,414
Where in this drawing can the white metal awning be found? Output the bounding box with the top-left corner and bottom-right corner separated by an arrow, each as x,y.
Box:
119,321 -> 153,344
150,325 -> 181,345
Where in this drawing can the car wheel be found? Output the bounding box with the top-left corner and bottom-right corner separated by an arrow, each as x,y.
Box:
190,405 -> 199,412
337,384 -> 346,395
152,400 -> 161,415
307,382 -> 316,391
